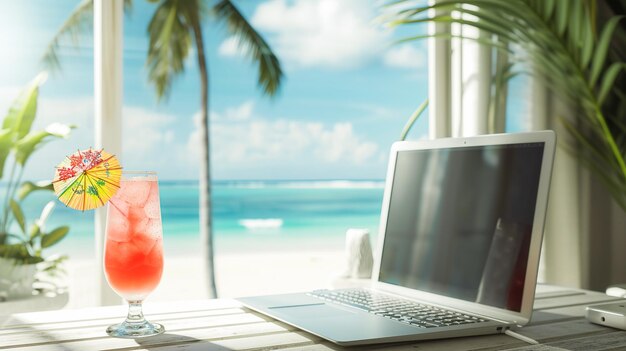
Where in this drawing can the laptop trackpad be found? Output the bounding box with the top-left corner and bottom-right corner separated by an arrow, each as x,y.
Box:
269,303 -> 355,319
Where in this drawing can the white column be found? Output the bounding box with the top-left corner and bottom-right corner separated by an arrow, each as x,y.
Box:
459,23 -> 491,136
531,77 -> 583,288
450,6 -> 491,138
430,3 -> 492,139
94,0 -> 123,305
450,16 -> 462,138
428,0 -> 452,139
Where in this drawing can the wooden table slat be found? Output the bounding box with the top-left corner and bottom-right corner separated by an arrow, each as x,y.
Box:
0,311 -> 268,348
0,308 -> 245,335
1,300 -> 239,329
546,330 -> 626,350
3,285 -> 626,350
4,321 -> 289,351
512,318 -> 613,344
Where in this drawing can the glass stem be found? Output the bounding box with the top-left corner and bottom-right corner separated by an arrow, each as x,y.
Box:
126,301 -> 146,325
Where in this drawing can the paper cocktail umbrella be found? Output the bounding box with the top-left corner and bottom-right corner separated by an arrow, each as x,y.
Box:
53,148 -> 122,211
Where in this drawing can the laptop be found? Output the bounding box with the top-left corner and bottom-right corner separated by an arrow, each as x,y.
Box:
238,131 -> 556,346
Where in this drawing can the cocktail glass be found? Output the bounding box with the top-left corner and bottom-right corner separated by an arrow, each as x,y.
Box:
104,171 -> 165,338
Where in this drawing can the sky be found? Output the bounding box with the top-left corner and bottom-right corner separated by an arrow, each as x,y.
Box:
0,0 -> 432,181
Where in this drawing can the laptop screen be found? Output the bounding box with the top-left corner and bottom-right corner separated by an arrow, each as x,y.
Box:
378,142 -> 544,312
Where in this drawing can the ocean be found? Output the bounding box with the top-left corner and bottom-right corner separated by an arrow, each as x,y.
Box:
16,180 -> 385,259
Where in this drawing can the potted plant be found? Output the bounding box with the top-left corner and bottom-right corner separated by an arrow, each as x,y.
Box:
0,73 -> 73,301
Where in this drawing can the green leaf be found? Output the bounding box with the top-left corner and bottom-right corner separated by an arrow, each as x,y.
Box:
2,73 -> 46,139
400,98 -> 429,141
569,1 -> 583,58
0,128 -> 13,178
9,199 -> 26,235
36,201 -> 56,230
213,0 -> 283,96
555,0 -> 569,37
590,15 -> 624,87
2,232 -> 28,244
0,243 -> 37,262
395,32 -> 511,53
41,0 -> 93,72
392,15 -> 519,44
42,0 -> 132,71
40,254 -> 68,278
580,11 -> 594,69
447,7 -> 531,44
29,224 -> 41,240
598,63 -> 626,106
14,124 -> 73,166
22,256 -> 45,264
543,0 -> 555,21
18,181 -> 54,200
146,0 -> 192,100
41,226 -> 69,248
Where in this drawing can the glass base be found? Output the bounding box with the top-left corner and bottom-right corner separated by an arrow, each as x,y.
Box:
106,320 -> 165,338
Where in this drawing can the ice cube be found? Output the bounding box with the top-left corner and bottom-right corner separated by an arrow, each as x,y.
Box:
118,180 -> 152,207
105,241 -> 129,268
108,198 -> 129,216
128,206 -> 149,234
145,219 -> 163,241
143,182 -> 161,219
106,204 -> 130,242
130,232 -> 157,255
144,238 -> 163,268
108,240 -> 145,269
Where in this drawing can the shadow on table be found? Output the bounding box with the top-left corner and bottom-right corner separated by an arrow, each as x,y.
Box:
133,333 -> 231,350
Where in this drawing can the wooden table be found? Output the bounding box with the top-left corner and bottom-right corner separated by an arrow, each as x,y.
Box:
2,284 -> 626,350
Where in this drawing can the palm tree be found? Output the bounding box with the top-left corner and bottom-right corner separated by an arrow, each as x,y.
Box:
43,0 -> 283,298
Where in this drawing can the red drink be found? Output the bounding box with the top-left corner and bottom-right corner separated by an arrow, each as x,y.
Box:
104,176 -> 163,301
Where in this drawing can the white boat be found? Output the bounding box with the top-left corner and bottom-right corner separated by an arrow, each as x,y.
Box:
238,218 -> 284,230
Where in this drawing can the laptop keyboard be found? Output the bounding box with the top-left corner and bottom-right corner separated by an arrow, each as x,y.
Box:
308,289 -> 487,328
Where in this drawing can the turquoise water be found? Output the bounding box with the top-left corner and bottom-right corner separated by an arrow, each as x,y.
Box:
14,180 -> 385,258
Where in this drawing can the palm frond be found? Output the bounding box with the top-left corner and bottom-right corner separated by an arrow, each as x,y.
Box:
146,0 -> 194,100
212,0 -> 283,97
384,0 -> 626,210
400,99 -> 429,141
41,0 -> 94,72
41,0 -> 134,72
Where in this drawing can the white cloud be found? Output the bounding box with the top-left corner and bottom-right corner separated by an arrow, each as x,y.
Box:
212,100 -> 254,122
4,93 -> 385,180
383,44 -> 426,69
34,99 -> 180,165
21,98 -> 195,179
314,123 -> 379,163
122,106 -> 176,155
218,36 -> 248,58
251,0 -> 389,68
186,101 -> 381,175
118,106 -> 200,179
186,112 -> 203,164
212,119 -> 379,164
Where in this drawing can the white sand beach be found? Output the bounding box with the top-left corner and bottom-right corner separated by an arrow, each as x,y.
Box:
64,250 -> 349,309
